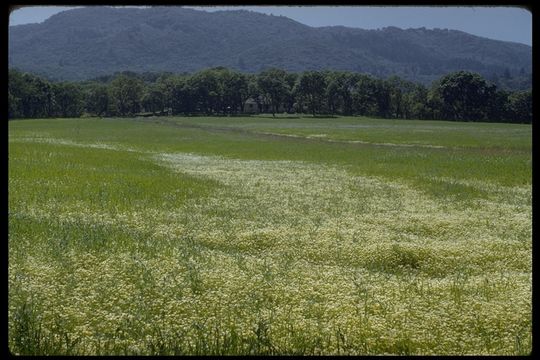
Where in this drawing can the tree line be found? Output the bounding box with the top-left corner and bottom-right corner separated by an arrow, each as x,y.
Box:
8,67 -> 531,123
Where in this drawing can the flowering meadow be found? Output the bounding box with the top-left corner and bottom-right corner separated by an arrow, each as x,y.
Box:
8,116 -> 531,355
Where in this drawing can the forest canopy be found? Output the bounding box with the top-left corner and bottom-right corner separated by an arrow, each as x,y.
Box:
8,67 -> 532,124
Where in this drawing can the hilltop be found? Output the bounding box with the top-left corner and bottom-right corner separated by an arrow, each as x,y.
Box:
8,6 -> 532,89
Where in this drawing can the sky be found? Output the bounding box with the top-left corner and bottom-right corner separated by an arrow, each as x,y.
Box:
8,5 -> 532,46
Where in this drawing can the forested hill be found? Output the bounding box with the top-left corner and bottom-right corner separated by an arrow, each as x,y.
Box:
9,6 -> 532,89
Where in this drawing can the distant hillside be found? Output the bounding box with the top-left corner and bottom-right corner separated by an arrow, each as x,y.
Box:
8,6 -> 532,89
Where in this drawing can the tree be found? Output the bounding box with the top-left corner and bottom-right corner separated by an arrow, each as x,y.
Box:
108,74 -> 144,116
9,69 -> 54,118
297,71 -> 327,116
8,70 -> 25,119
8,90 -> 21,119
485,89 -> 509,122
325,79 -> 340,116
404,84 -> 430,120
373,79 -> 392,118
324,71 -> 344,116
156,74 -> 181,115
507,91 -> 532,123
351,74 -> 379,117
218,68 -> 248,114
53,82 -> 84,117
189,69 -> 220,115
437,71 -> 495,121
284,73 -> 298,113
141,83 -> 166,115
257,68 -> 290,116
156,75 -> 194,115
8,66 -> 530,123
386,75 -> 419,119
332,72 -> 359,116
247,74 -> 263,113
426,80 -> 444,120
84,82 -> 109,117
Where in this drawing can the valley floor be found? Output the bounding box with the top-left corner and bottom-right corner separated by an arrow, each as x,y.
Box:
8,116 -> 532,355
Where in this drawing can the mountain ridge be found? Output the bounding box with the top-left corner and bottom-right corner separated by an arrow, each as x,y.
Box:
8,6 -> 532,88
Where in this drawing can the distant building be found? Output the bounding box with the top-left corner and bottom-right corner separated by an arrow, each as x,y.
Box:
243,96 -> 287,114
244,98 -> 259,114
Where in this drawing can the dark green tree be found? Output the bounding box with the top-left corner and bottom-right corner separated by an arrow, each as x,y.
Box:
84,83 -> 109,116
189,69 -> 220,114
437,71 -> 495,121
507,91 -> 532,123
141,84 -> 166,115
53,82 -> 84,117
8,66 -> 530,123
324,71 -> 343,116
218,68 -> 248,114
426,80 -> 444,120
108,74 -> 144,116
9,70 -> 54,118
403,84 -> 430,120
351,74 -> 379,117
257,68 -> 290,116
176,76 -> 198,115
485,89 -> 509,122
386,75 -> 413,119
374,79 -> 392,118
284,73 -> 298,113
247,74 -> 264,113
8,90 -> 21,119
297,71 -> 327,116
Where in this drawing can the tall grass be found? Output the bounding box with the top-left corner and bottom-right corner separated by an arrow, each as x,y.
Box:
8,116 -> 531,355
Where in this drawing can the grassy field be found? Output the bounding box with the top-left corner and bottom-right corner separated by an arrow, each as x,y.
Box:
8,116 -> 532,355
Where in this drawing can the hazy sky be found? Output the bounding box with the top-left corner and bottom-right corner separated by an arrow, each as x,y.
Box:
9,5 -> 532,46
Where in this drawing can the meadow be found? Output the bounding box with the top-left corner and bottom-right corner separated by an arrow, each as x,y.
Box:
8,115 -> 532,355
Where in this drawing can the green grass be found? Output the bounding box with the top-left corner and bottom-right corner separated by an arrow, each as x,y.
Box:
9,116 -> 531,355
